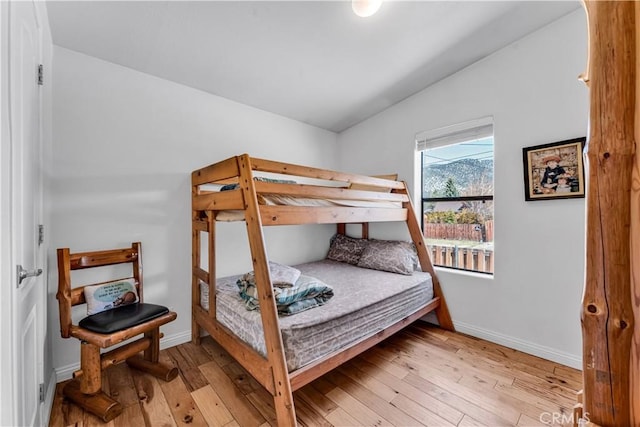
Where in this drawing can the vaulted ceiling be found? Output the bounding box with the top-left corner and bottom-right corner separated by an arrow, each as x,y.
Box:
47,1 -> 580,132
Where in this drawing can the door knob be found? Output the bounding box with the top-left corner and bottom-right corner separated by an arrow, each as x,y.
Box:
17,264 -> 43,286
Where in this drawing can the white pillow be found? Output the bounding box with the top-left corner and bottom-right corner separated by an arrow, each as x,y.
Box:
83,278 -> 139,315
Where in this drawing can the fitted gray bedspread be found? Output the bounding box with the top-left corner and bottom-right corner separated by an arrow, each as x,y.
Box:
200,259 -> 433,371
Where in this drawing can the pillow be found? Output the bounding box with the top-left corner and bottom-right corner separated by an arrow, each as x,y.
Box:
357,239 -> 417,275
83,278 -> 139,315
326,234 -> 367,265
349,174 -> 398,192
240,261 -> 301,288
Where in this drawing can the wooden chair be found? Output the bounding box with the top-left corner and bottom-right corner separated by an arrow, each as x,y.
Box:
56,242 -> 178,422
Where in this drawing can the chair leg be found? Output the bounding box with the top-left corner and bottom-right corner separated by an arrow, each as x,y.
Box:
80,341 -> 101,394
63,342 -> 123,422
126,327 -> 178,382
63,380 -> 123,422
144,329 -> 160,362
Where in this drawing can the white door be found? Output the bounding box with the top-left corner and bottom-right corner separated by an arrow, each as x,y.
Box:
9,1 -> 45,426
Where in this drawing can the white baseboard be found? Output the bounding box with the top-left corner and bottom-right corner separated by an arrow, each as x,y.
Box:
453,320 -> 582,369
54,330 -> 193,382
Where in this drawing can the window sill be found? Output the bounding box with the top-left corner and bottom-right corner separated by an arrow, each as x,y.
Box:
434,266 -> 494,280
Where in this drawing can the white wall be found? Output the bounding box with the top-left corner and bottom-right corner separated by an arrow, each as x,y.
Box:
49,47 -> 338,377
337,10 -> 588,368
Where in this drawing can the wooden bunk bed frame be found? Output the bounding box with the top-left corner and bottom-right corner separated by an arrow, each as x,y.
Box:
191,153 -> 454,426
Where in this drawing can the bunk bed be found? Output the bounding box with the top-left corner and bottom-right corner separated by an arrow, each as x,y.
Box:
191,153 -> 454,426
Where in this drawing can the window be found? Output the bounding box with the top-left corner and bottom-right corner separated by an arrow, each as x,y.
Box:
416,118 -> 494,274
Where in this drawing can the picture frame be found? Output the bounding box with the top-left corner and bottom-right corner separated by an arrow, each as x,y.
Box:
522,137 -> 586,201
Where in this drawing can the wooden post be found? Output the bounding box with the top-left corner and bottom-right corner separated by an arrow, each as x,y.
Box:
80,342 -> 102,395
192,185 -> 202,345
581,2 -> 636,426
207,210 -> 216,319
402,184 -> 454,331
465,249 -> 474,271
631,3 -> 640,424
237,154 -> 297,426
477,249 -> 485,273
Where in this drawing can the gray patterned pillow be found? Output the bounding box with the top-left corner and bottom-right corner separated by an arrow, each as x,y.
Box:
357,239 -> 417,275
326,234 -> 367,265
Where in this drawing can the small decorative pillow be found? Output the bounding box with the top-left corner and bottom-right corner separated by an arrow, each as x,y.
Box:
267,261 -> 301,287
357,239 -> 417,275
83,278 -> 139,315
326,234 -> 368,265
349,174 -> 398,192
240,261 -> 301,288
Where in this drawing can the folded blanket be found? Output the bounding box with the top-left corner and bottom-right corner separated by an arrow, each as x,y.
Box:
237,274 -> 334,315
240,261 -> 301,288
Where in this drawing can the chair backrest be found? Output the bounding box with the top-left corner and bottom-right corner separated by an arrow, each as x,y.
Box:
56,242 -> 143,338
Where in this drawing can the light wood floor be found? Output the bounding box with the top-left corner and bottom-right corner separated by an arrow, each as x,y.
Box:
48,322 -> 582,427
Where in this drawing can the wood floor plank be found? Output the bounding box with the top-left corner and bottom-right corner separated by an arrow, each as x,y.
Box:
48,382 -> 66,427
553,365 -> 582,385
245,387 -> 277,426
199,336 -> 234,367
335,362 -> 398,402
198,361 -> 265,427
291,395 -> 333,427
353,356 -> 464,425
494,381 -> 570,415
457,372 -> 498,391
356,351 -> 408,379
48,322 -> 583,427
403,372 -> 515,426
59,381 -> 85,427
456,347 -> 582,392
410,369 -> 554,425
389,393 -> 457,427
166,346 -> 209,393
324,407 -> 362,427
308,376 -> 337,396
130,370 -> 177,427
517,413 -> 548,426
295,384 -> 338,417
394,336 -> 518,385
159,372 -> 207,427
325,370 -> 427,426
326,386 -> 393,426
107,362 -> 139,407
457,414 -> 489,426
221,361 -> 262,395
191,385 -> 234,427
512,376 -> 579,405
113,403 -> 145,427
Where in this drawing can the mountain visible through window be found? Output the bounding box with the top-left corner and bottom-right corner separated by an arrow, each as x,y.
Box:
421,136 -> 494,274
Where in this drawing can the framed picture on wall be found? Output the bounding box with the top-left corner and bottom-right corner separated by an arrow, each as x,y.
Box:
522,137 -> 586,201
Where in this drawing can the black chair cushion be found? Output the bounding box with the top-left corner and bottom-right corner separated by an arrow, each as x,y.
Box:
79,303 -> 169,334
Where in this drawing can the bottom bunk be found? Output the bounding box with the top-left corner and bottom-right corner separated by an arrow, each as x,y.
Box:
193,254 -> 444,397
199,259 -> 435,373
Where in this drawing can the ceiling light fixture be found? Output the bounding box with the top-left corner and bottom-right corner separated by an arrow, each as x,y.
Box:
352,0 -> 382,18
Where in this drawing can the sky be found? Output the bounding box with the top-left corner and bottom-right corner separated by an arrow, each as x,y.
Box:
423,136 -> 494,166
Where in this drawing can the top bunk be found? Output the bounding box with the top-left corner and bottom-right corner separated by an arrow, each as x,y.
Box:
191,153 -> 411,226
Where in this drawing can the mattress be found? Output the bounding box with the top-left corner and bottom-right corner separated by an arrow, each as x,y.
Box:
215,193 -> 402,221
199,259 -> 433,371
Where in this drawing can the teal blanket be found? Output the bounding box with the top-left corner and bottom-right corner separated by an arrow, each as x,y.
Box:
237,274 -> 334,316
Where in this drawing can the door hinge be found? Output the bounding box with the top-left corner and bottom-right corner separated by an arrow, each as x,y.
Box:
39,383 -> 44,402
38,224 -> 44,245
37,64 -> 43,86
